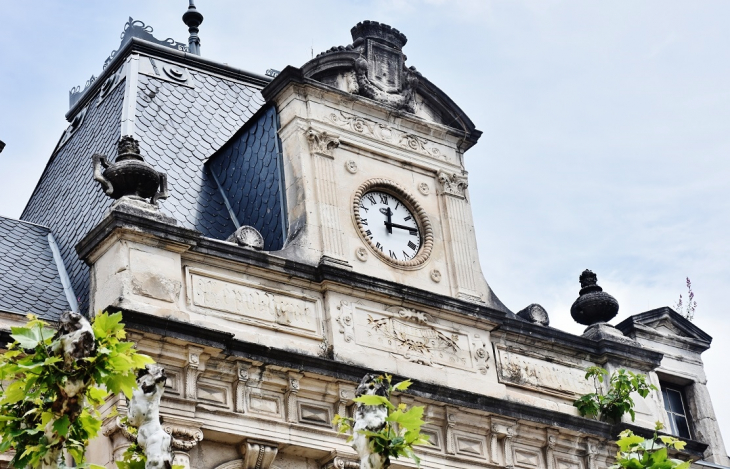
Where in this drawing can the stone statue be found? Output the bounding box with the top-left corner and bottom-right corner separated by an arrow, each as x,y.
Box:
352,374 -> 389,469
128,365 -> 173,469
52,311 -> 96,368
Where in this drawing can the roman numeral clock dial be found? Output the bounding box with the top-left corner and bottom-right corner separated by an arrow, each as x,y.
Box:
353,180 -> 434,269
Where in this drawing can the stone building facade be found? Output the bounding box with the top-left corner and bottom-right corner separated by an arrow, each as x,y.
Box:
0,7 -> 727,469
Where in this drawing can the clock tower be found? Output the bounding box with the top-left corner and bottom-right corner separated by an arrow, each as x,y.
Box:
264,21 -> 507,310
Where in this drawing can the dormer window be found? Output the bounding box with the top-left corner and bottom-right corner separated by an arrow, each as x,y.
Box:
661,383 -> 692,439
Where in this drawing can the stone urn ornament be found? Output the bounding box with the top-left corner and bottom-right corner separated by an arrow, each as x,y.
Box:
92,136 -> 169,205
570,269 -> 619,326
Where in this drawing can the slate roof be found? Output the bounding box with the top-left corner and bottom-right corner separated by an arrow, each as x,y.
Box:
0,216 -> 71,320
207,105 -> 286,250
21,45 -> 272,313
135,71 -> 265,237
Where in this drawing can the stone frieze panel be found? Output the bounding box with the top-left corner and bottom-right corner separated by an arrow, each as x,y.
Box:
495,347 -> 594,398
338,303 -> 491,372
185,267 -> 322,339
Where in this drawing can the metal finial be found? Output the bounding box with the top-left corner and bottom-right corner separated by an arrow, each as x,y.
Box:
182,0 -> 204,56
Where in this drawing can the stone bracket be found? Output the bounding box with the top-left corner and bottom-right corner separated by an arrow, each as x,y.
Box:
239,439 -> 279,469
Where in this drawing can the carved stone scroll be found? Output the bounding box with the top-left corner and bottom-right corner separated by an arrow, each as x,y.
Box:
163,424 -> 204,469
184,346 -> 206,400
239,439 -> 279,469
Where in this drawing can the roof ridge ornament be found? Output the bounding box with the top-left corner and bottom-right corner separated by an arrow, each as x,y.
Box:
182,0 -> 204,56
103,17 -> 188,70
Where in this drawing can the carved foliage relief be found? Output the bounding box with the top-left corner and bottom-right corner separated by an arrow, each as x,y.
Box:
337,303 -> 490,372
326,110 -> 449,161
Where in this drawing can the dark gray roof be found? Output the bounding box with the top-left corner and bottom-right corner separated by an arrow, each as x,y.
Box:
207,105 -> 286,250
0,216 -> 71,319
21,81 -> 124,314
22,45 -> 271,313
135,71 -> 265,237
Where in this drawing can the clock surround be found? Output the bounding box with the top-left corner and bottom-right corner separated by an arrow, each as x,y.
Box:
352,178 -> 433,269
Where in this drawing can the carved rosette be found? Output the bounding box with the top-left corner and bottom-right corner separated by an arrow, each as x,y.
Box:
307,128 -> 340,157
436,170 -> 469,199
352,178 -> 434,269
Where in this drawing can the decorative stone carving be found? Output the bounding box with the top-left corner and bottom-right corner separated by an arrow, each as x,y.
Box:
92,136 -> 170,205
430,269 -> 441,283
472,335 -> 490,374
347,21 -> 421,113
418,182 -> 430,195
545,429 -> 559,469
163,424 -> 204,451
327,111 -> 445,160
227,226 -> 265,250
183,346 -> 206,401
286,373 -> 303,423
336,301 -> 355,343
517,304 -> 550,327
322,456 -> 360,469
337,383 -> 356,420
570,270 -> 619,326
239,440 -> 279,469
368,309 -> 459,358
490,420 -> 518,469
307,128 -> 340,157
235,362 -> 251,413
128,365 -> 173,469
355,247 -> 368,262
436,170 -> 468,198
345,160 -> 358,174
353,374 -> 390,469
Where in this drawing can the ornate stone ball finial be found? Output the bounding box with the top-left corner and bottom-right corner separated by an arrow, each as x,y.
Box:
570,269 -> 619,326
182,0 -> 204,56
92,136 -> 169,205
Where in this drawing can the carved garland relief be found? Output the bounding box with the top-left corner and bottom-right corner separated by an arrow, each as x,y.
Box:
327,110 -> 447,161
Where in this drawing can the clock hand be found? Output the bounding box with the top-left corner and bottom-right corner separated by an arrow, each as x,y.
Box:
382,207 -> 393,234
384,221 -> 418,235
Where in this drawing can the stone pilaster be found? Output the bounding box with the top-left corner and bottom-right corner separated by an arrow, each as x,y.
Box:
306,128 -> 350,268
545,429 -> 558,469
235,362 -> 252,413
436,169 -> 481,302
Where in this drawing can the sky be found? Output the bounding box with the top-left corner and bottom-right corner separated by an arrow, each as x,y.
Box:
1,0 -> 729,451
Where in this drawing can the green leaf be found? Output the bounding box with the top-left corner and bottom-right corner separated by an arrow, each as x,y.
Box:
131,353 -> 155,369
392,380 -> 412,392
2,381 -> 26,405
105,373 -> 138,398
353,395 -> 391,407
387,406 -> 425,432
53,415 -> 71,437
10,327 -> 42,349
79,411 -> 102,439
617,434 -> 646,452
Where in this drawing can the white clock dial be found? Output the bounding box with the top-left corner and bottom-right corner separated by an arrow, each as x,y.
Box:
357,190 -> 421,262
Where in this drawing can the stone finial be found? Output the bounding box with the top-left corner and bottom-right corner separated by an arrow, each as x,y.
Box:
92,136 -> 169,205
570,269 -> 619,326
182,0 -> 204,55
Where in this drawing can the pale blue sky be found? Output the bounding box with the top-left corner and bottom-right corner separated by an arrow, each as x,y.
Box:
1,0 -> 729,448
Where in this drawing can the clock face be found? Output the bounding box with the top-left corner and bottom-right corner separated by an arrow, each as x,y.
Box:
357,190 -> 422,262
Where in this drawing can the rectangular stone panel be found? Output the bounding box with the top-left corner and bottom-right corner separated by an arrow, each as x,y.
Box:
352,306 -> 473,371
186,267 -> 321,338
496,348 -> 594,398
